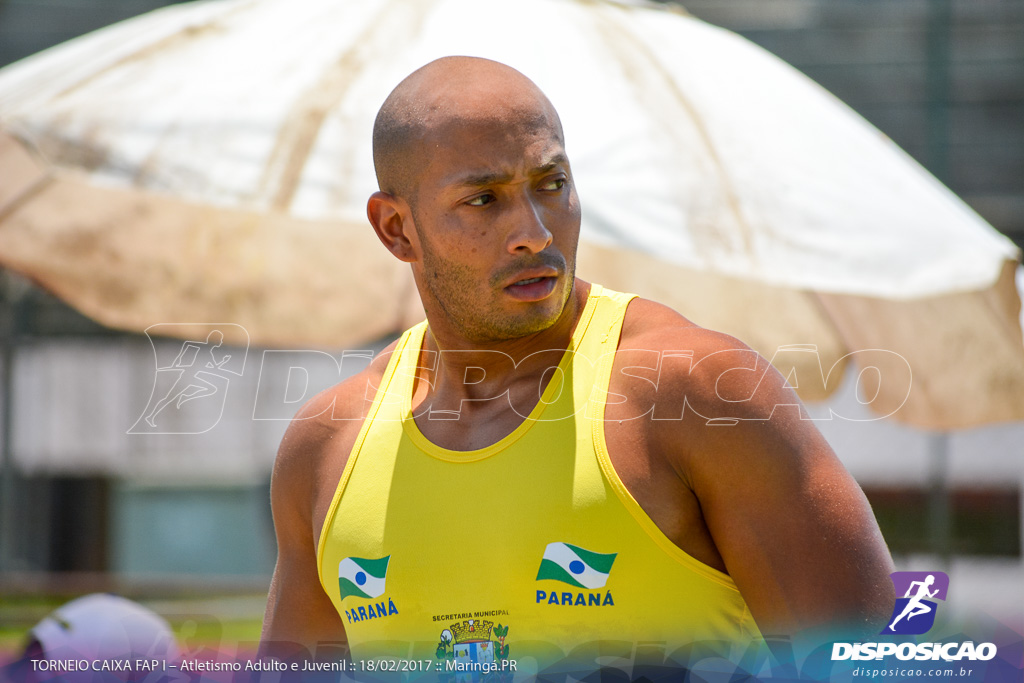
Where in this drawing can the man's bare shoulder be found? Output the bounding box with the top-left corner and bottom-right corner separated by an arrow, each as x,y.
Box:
616,296 -> 772,417
614,299 -> 894,635
262,341 -> 403,652
271,338 -> 400,513
620,296 -> 756,353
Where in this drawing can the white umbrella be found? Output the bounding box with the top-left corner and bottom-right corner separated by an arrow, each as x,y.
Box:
0,0 -> 1021,428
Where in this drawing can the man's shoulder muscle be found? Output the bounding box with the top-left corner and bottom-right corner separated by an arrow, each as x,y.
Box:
612,295 -> 830,482
272,340 -> 398,537
618,297 -> 758,365
613,296 -> 774,424
261,340 -> 399,651
613,296 -> 894,634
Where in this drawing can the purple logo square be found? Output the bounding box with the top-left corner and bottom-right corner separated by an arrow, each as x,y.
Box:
881,571 -> 949,635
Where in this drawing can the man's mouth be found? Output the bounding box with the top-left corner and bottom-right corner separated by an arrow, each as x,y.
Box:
505,275 -> 557,302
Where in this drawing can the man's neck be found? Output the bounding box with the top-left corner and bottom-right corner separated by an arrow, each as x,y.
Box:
418,280 -> 591,404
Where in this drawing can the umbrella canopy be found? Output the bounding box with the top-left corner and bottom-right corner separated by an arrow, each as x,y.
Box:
0,0 -> 1021,429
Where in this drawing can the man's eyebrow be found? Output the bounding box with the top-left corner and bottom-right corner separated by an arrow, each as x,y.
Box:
449,170 -> 513,188
533,154 -> 569,176
447,154 -> 569,188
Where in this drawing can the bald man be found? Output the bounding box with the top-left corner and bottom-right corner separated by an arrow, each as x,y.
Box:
260,57 -> 894,674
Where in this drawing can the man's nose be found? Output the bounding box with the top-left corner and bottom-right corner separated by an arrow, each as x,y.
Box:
506,194 -> 553,254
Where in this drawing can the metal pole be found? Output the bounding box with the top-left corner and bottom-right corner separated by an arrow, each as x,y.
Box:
0,272 -> 18,574
927,432 -> 952,567
924,0 -> 955,565
926,0 -> 953,184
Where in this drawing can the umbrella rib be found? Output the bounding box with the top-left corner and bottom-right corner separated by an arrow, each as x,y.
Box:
977,259 -> 1024,348
260,0 -> 429,213
0,174 -> 53,226
50,0 -> 256,104
583,1 -> 755,258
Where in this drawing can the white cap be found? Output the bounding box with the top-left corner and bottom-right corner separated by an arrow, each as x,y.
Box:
30,594 -> 179,662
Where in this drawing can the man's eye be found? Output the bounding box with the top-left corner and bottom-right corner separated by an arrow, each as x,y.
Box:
466,194 -> 494,206
540,178 -> 565,191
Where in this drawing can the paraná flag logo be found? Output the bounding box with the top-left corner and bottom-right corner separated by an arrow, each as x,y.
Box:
536,542 -> 616,589
338,556 -> 390,600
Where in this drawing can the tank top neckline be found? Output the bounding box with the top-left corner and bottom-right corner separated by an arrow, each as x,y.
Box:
400,284 -> 605,462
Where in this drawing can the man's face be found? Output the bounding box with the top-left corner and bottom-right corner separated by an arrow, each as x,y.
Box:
405,111 -> 581,343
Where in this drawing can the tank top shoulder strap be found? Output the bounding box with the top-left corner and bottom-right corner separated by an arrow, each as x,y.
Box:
573,284 -> 637,420
314,320 -> 426,583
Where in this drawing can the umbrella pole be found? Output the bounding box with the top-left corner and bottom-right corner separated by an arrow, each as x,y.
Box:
927,432 -> 953,568
926,0 -> 953,184
0,272 -> 22,574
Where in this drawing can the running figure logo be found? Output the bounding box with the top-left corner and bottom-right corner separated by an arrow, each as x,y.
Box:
881,571 -> 949,635
129,324 -> 249,434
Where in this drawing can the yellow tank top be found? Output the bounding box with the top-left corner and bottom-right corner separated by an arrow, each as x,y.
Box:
317,285 -> 759,675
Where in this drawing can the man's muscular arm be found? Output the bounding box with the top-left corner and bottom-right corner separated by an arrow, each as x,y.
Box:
646,310 -> 895,637
261,346 -> 395,657
260,390 -> 348,658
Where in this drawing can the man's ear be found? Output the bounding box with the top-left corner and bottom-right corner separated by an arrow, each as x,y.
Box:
367,191 -> 417,263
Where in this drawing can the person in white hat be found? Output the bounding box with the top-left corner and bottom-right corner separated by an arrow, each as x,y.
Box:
4,593 -> 179,682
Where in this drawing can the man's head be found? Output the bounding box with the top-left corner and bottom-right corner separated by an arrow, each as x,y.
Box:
367,56 -> 581,343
